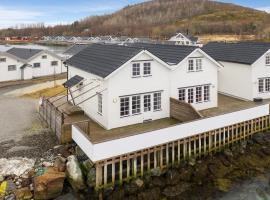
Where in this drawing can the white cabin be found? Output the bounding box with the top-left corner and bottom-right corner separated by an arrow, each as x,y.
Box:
169,33 -> 199,46
65,44 -> 222,130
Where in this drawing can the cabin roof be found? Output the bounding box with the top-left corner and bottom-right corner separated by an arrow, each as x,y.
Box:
63,44 -> 89,56
7,47 -> 43,60
203,42 -> 270,65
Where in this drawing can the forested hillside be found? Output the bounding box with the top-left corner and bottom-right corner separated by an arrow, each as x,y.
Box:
1,0 -> 270,39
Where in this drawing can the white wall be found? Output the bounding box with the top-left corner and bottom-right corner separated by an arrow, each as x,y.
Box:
73,104 -> 269,162
252,49 -> 270,99
218,61 -> 253,100
170,50 -> 218,110
0,56 -> 24,82
30,52 -> 65,78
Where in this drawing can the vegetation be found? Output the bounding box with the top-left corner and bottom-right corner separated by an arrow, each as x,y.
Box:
0,0 -> 270,40
24,85 -> 66,99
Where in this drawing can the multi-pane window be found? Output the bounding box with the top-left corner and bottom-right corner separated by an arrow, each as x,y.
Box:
51,61 -> 58,66
266,78 -> 270,92
97,94 -> 102,114
120,97 -> 130,117
153,92 -> 161,111
0,58 -> 6,62
178,88 -> 186,102
196,59 -> 202,71
132,63 -> 140,77
258,79 -> 264,93
42,55 -> 47,59
196,87 -> 202,103
144,95 -> 151,112
143,63 -> 151,76
188,88 -> 194,103
8,65 -> 16,71
33,63 -> 41,68
266,54 -> 270,65
132,95 -> 141,114
188,60 -> 194,71
204,85 -> 210,101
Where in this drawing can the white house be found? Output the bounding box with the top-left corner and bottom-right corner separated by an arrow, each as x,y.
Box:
204,42 -> 270,101
65,43 -> 222,130
0,47 -> 66,82
169,32 -> 200,46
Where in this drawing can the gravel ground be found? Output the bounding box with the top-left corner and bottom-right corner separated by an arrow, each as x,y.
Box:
0,85 -> 58,158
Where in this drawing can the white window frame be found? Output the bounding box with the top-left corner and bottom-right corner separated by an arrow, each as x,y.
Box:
258,79 -> 264,93
42,55 -> 47,59
143,62 -> 151,76
0,58 -> 6,62
51,61 -> 58,66
266,78 -> 270,92
204,85 -> 210,102
144,94 -> 151,112
178,88 -> 186,102
33,63 -> 41,68
196,86 -> 202,103
132,95 -> 141,115
266,54 -> 270,65
132,63 -> 140,77
196,59 -> 202,71
8,65 -> 16,71
97,93 -> 102,115
120,97 -> 130,117
188,60 -> 194,71
188,88 -> 194,103
153,92 -> 161,111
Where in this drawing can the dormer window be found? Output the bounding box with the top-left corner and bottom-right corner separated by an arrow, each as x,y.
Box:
266,54 -> 270,65
196,59 -> 202,71
188,60 -> 194,71
143,63 -> 151,76
132,63 -> 140,77
0,58 -> 6,62
189,58 -> 202,72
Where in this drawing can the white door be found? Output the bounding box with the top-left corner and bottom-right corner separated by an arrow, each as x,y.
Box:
143,94 -> 152,121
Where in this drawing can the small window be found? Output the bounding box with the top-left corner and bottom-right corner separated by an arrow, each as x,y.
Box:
42,55 -> 47,59
196,59 -> 202,71
266,54 -> 270,65
51,61 -> 58,66
143,63 -> 151,76
186,41 -> 190,45
204,85 -> 210,101
178,88 -> 186,102
188,60 -> 194,71
144,94 -> 151,112
132,95 -> 141,114
98,94 -> 102,114
188,88 -> 194,103
120,97 -> 130,117
196,87 -> 202,103
0,58 -> 6,62
8,65 -> 16,71
259,79 -> 264,93
153,92 -> 161,111
132,63 -> 140,77
33,63 -> 41,68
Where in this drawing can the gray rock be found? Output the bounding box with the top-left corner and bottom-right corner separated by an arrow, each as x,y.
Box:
150,167 -> 162,176
134,178 -> 144,188
224,149 -> 233,157
189,157 -> 196,166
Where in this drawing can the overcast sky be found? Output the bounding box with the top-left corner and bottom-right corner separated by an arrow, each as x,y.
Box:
0,0 -> 269,29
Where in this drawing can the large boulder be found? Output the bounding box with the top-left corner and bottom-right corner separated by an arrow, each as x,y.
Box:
34,167 -> 65,200
66,156 -> 86,191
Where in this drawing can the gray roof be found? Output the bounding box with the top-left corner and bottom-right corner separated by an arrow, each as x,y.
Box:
7,47 -> 43,60
64,44 -> 89,56
63,75 -> 84,88
183,34 -> 198,42
66,44 -> 142,78
129,43 -> 197,65
203,42 -> 270,65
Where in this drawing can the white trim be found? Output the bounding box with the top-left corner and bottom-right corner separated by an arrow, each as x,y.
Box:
252,49 -> 270,66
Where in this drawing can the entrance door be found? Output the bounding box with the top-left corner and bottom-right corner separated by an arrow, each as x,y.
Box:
143,94 -> 152,121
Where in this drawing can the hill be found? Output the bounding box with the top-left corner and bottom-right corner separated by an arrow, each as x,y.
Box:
1,0 -> 270,39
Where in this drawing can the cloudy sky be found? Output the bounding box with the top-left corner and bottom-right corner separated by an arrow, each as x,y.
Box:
0,0 -> 269,29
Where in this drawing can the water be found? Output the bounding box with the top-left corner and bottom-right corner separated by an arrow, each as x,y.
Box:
0,43 -> 69,55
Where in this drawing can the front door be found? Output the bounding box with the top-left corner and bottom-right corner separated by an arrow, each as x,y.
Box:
143,94 -> 152,121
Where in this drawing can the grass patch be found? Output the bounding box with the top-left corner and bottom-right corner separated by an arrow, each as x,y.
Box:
24,85 -> 66,99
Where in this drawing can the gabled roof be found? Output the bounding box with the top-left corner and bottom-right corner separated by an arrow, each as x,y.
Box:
7,47 -> 43,60
203,42 -> 270,65
66,44 -> 142,78
63,44 -> 89,56
182,33 -> 198,42
129,43 -> 197,65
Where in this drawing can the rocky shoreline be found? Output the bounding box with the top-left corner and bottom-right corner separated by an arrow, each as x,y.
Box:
1,131 -> 270,200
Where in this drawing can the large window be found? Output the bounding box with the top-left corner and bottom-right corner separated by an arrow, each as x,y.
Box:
144,95 -> 151,112
132,63 -> 140,77
266,54 -> 270,65
0,58 -> 6,62
153,92 -> 161,111
132,95 -> 141,114
188,88 -> 194,103
97,94 -> 102,114
143,63 -> 151,76
196,87 -> 202,103
204,85 -> 210,101
178,88 -> 186,102
258,78 -> 270,93
120,97 -> 130,117
8,65 -> 16,71
189,58 -> 203,72
33,63 -> 41,68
